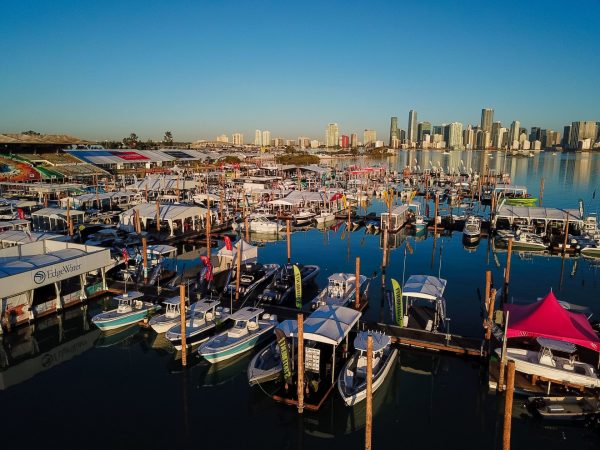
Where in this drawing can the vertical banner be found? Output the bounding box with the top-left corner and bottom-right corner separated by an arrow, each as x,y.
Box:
293,264 -> 302,309
274,327 -> 292,385
391,278 -> 403,327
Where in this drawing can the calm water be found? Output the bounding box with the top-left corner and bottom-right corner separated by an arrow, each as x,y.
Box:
2,151 -> 600,450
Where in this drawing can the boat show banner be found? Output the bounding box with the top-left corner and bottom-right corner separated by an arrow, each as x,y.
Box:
293,265 -> 302,309
391,278 -> 403,327
275,328 -> 292,385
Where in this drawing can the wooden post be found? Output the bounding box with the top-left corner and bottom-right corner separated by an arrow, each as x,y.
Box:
504,237 -> 513,302
486,288 -> 496,340
562,215 -> 570,255
66,198 -> 73,237
286,219 -> 291,263
434,193 -> 439,235
219,190 -> 224,223
142,237 -> 148,281
539,177 -> 544,207
355,256 -> 361,309
502,361 -> 516,450
484,270 -> 491,330
155,200 -> 161,232
235,239 -> 242,302
365,333 -> 373,450
244,214 -> 250,242
206,205 -> 212,259
297,313 -> 304,414
180,284 -> 187,367
498,310 -> 510,391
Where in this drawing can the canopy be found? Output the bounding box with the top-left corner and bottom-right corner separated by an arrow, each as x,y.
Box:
504,291 -> 600,351
229,307 -> 263,321
216,239 -> 258,261
354,331 -> 391,352
402,275 -> 447,300
190,299 -> 220,313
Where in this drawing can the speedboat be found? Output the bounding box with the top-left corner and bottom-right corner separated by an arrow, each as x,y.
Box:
256,263 -> 320,305
528,396 -> 600,421
310,273 -> 368,309
315,211 -> 336,224
499,229 -> 547,251
222,262 -> 280,301
293,210 -> 316,226
462,215 -> 482,243
247,340 -> 282,386
91,291 -> 160,332
165,299 -> 230,350
413,215 -> 426,233
241,216 -> 284,234
149,296 -> 186,334
495,337 -> 600,388
338,331 -> 398,406
198,307 -> 277,363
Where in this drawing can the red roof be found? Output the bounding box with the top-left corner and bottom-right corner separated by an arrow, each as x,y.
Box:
504,291 -> 600,351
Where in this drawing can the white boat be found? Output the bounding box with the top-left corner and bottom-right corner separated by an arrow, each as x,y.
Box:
247,340 -> 281,386
462,215 -> 482,243
148,296 -> 186,334
166,299 -> 230,350
528,396 -> 600,421
91,291 -> 160,332
338,331 -> 398,406
499,229 -> 547,251
240,216 -> 284,234
413,215 -> 426,233
315,211 -> 336,224
401,275 -> 448,332
495,337 -> 600,388
293,210 -> 316,226
198,307 -> 277,363
310,273 -> 368,309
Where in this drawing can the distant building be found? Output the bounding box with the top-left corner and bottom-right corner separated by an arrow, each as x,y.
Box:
491,121 -> 502,148
480,108 -> 494,135
562,125 -> 571,148
363,129 -> 377,147
351,133 -> 358,148
310,140 -> 319,149
463,126 -> 475,150
341,135 -> 350,148
232,133 -> 243,145
254,130 -> 262,146
509,121 -> 520,145
417,121 -> 432,146
262,130 -> 271,147
326,123 -> 339,147
297,137 -> 310,148
389,117 -> 398,147
447,122 -> 463,149
493,128 -> 508,149
273,137 -> 285,147
216,134 -> 229,143
529,127 -> 541,143
570,121 -> 598,150
407,110 -> 418,146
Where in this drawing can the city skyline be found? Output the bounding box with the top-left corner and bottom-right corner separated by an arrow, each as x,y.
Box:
1,0 -> 599,141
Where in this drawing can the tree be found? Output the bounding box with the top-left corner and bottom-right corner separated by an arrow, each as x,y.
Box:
163,131 -> 173,146
21,130 -> 41,136
123,133 -> 139,148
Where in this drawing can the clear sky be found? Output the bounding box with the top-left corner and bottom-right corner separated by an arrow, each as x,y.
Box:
1,0 -> 599,143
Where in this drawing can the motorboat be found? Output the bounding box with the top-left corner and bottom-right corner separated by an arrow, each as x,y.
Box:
498,229 -> 547,251
462,215 -> 482,244
198,307 -> 277,363
310,273 -> 368,309
528,396 -> 600,421
165,299 -> 230,350
293,210 -> 316,227
315,211 -> 336,224
365,219 -> 380,234
247,340 -> 282,386
91,291 -> 159,332
240,216 -> 284,234
222,262 -> 280,301
148,296 -> 186,334
401,275 -> 448,332
338,331 -> 398,406
495,337 -> 600,388
413,215 -> 426,233
256,263 -> 320,305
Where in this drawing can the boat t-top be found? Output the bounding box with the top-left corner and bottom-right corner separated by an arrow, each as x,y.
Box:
311,272 -> 367,309
401,275 -> 448,333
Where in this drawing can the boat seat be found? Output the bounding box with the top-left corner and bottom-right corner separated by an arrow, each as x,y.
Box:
247,321 -> 259,331
205,311 -> 214,321
539,354 -> 556,367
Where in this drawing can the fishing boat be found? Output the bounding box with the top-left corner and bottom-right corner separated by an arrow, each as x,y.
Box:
495,337 -> 600,388
528,396 -> 600,421
256,263 -> 320,305
222,262 -> 280,301
165,299 -> 230,350
338,331 -> 398,406
310,273 -> 368,309
498,229 -> 547,251
293,210 -> 316,226
247,341 -> 281,386
401,275 -> 448,332
198,307 -> 277,363
91,291 -> 160,332
148,296 -> 186,334
462,215 -> 482,244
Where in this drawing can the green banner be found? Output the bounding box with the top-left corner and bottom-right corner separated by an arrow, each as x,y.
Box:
275,328 -> 292,385
293,264 -> 302,309
391,278 -> 403,327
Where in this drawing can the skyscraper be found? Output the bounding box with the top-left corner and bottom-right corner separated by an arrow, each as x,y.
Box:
509,121 -> 520,147
407,110 -> 417,145
562,125 -> 571,148
350,133 -> 358,148
254,130 -> 262,146
326,123 -> 339,147
389,117 -> 398,147
363,129 -> 377,146
480,108 -> 494,135
447,122 -> 463,149
232,133 -> 243,145
262,130 -> 271,147
569,121 -> 598,149
417,121 -> 432,145
529,127 -> 541,143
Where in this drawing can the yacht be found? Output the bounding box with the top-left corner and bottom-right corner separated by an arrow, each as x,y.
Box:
256,263 -> 320,305
165,299 -> 230,350
240,216 -> 284,234
91,291 -> 159,331
462,215 -> 482,244
222,262 -> 280,301
310,273 -> 368,309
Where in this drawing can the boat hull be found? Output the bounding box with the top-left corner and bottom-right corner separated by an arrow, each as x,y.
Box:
92,307 -> 157,332
199,324 -> 274,364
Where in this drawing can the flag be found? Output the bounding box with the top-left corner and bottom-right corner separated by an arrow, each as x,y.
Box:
17,208 -> 25,220
275,327 -> 293,385
391,278 -> 403,327
342,194 -> 347,208
224,235 -> 233,251
293,264 -> 302,309
200,255 -> 213,281
122,248 -> 129,263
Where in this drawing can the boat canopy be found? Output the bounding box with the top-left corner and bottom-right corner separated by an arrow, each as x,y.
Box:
190,299 -> 220,313
354,331 -> 390,353
229,307 -> 264,321
402,275 -> 447,300
114,291 -> 144,301
216,239 -> 258,261
537,337 -> 577,354
163,296 -> 182,305
329,273 -> 355,284
147,244 -> 177,256
504,291 -> 600,352
277,305 -> 361,346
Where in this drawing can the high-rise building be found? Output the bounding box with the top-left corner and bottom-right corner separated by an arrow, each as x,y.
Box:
463,125 -> 475,149
432,125 -> 443,136
529,127 -> 541,143
232,133 -> 243,145
341,135 -> 350,148
417,121 -> 432,145
389,117 -> 398,147
326,123 -> 339,147
480,108 -> 494,134
363,129 -> 377,146
398,129 -> 406,142
351,133 -> 358,148
509,121 -> 521,145
262,130 -> 271,147
216,134 -> 229,143
569,121 -> 598,149
297,137 -> 310,148
407,110 -> 418,145
254,130 -> 262,146
447,122 -> 463,149
493,128 -> 508,149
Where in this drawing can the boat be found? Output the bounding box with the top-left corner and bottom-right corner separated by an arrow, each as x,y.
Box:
165,299 -> 231,350
365,219 -> 380,234
256,263 -> 320,305
198,307 -> 277,363
494,185 -> 538,206
222,262 -> 280,301
462,215 -> 482,244
498,229 -> 547,251
91,291 -> 160,332
310,272 -> 368,309
247,340 -> 282,386
148,296 -> 187,334
401,275 -> 448,332
338,331 -> 398,406
494,337 -> 600,388
240,216 -> 284,234
413,215 -> 426,233
293,210 -> 316,227
315,211 -> 336,224
528,396 -> 600,421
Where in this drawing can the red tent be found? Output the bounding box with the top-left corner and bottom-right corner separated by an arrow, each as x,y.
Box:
504,291 -> 600,352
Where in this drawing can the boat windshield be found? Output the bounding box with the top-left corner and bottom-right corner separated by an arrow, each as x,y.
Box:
233,320 -> 247,329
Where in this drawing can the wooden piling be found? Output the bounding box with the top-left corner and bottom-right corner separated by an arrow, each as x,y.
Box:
244,214 -> 250,242
365,333 -> 373,450
434,194 -> 439,235
504,237 -> 513,302
235,239 -> 242,302
219,190 -> 224,223
486,288 -> 496,340
355,256 -> 361,309
502,361 -> 516,450
539,177 -> 544,207
562,215 -> 570,255
66,198 -> 73,237
155,201 -> 161,232
142,237 -> 148,281
206,201 -> 212,259
297,313 -> 304,414
484,270 -> 491,331
180,283 -> 187,367
286,219 -> 291,263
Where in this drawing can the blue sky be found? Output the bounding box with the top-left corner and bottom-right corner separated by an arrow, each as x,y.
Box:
1,0 -> 599,142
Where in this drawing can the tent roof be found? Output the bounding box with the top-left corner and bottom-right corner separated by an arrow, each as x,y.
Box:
121,203 -> 206,221
402,275 -> 447,300
216,239 -> 257,259
504,291 -> 600,351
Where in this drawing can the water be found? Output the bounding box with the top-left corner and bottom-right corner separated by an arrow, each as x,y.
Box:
2,151 -> 600,449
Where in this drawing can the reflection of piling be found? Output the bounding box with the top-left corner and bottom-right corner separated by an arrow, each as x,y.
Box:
297,313 -> 304,414
562,216 -> 570,256
503,237 -> 513,302
484,270 -> 491,332
180,283 -> 187,367
539,177 -> 544,207
235,240 -> 242,302
142,237 -> 148,282
365,333 -> 373,450
502,361 -> 516,450
486,288 -> 496,341
355,256 -> 361,309
287,219 -> 291,263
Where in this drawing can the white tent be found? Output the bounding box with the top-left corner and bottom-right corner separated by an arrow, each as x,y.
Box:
119,203 -> 207,236
214,239 -> 258,273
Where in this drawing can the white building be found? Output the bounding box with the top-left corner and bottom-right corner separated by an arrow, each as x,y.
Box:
254,130 -> 262,146
232,133 -> 243,145
326,123 -> 339,147
216,134 -> 229,143
262,130 -> 271,147
447,122 -> 463,149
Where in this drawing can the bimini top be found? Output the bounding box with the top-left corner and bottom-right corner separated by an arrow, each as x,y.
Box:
537,337 -> 577,354
163,296 -> 182,305
402,275 -> 447,300
114,291 -> 144,301
277,305 -> 361,346
229,306 -> 264,321
354,331 -> 391,353
147,244 -> 177,255
190,299 -> 221,313
328,273 -> 355,284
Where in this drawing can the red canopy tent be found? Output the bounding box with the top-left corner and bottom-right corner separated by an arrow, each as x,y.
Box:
504,291 -> 600,352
